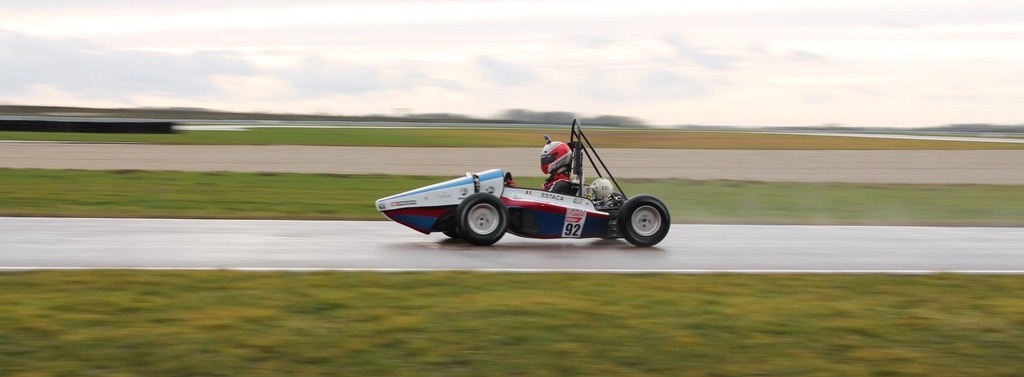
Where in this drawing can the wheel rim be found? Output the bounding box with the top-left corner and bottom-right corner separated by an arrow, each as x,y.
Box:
631,205 -> 662,237
467,203 -> 500,235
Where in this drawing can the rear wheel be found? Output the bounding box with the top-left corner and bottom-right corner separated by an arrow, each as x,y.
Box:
455,193 -> 508,246
618,195 -> 670,247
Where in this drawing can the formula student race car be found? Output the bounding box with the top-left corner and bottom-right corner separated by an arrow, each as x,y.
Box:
375,119 -> 671,247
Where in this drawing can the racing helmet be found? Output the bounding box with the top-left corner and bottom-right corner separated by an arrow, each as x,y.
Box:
540,136 -> 573,175
591,178 -> 613,201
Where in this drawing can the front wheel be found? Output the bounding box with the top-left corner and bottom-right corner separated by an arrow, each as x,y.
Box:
455,193 -> 508,246
618,195 -> 670,247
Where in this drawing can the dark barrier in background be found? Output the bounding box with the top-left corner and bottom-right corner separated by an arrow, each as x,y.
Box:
0,119 -> 176,134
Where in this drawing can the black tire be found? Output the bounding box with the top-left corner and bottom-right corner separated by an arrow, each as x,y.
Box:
455,193 -> 508,246
618,195 -> 671,247
442,230 -> 461,239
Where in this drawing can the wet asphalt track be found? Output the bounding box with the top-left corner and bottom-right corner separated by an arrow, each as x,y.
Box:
2,217 -> 1022,273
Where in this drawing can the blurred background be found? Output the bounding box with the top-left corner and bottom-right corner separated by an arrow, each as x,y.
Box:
2,2 -> 1023,376
3,0 -> 1023,127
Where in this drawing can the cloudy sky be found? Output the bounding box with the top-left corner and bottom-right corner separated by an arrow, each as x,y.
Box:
2,0 -> 1022,126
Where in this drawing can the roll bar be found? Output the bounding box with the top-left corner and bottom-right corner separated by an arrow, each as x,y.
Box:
568,118 -> 626,198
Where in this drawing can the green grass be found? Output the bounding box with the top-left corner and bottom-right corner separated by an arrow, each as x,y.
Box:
630,179 -> 1024,226
3,128 -> 1023,149
1,271 -> 1022,376
2,169 -> 1023,226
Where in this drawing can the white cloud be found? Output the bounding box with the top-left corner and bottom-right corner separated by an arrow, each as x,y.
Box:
476,56 -> 536,86
2,0 -> 1023,126
0,33 -> 253,98
663,35 -> 737,71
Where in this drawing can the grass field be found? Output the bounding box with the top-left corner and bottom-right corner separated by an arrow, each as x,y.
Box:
2,169 -> 1023,226
3,128 -> 1024,149
2,271 -> 1022,376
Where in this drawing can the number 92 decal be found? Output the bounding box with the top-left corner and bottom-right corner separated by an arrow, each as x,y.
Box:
562,208 -> 587,238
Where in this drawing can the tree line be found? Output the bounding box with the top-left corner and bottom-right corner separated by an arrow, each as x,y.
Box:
0,105 -> 648,127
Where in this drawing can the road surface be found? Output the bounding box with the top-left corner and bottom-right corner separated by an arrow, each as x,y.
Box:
2,218 -> 1021,273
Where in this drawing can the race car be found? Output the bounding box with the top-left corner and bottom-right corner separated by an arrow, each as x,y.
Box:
375,119 -> 671,247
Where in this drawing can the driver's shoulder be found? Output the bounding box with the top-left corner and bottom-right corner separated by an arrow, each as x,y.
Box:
548,180 -> 574,195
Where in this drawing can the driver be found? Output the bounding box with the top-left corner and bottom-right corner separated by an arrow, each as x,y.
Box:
540,136 -> 574,195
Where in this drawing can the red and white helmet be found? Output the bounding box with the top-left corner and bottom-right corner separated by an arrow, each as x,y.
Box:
540,136 -> 572,175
